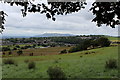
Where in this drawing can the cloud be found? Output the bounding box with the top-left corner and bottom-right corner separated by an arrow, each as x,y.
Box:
0,2 -> 118,36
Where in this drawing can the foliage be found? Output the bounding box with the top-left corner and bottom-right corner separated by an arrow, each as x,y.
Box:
17,50 -> 23,56
1,1 -> 120,32
0,11 -> 8,33
69,39 -> 92,53
52,36 -> 85,44
60,49 -> 67,54
95,37 -> 111,47
2,52 -> 5,55
47,66 -> 67,80
81,39 -> 92,50
15,45 -> 20,48
3,59 -> 16,65
69,37 -> 110,53
105,59 -> 117,69
2,35 -> 103,47
0,1 -> 86,32
28,61 -> 36,69
90,1 -> 120,28
8,51 -> 12,55
2,47 -> 10,51
13,47 -> 17,50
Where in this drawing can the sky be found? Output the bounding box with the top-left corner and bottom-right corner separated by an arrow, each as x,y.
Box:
0,1 -> 119,37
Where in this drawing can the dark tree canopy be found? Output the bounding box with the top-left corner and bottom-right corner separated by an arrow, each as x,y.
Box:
90,2 -> 120,28
0,11 -> 8,33
0,1 -> 120,33
0,1 -> 86,32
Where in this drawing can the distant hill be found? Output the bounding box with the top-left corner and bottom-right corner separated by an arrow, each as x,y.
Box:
35,33 -> 74,37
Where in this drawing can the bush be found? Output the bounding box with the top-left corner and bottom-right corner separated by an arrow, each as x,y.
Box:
17,50 -> 23,56
28,61 -> 36,69
60,49 -> 67,54
105,59 -> 117,69
3,59 -> 16,65
2,47 -> 11,51
15,45 -> 20,48
8,51 -> 12,55
13,47 -> 17,50
54,60 -> 59,64
47,66 -> 67,80
2,52 -> 5,55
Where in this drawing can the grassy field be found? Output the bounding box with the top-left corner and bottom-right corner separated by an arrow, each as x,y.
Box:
2,46 -> 118,78
106,36 -> 120,41
3,46 -> 71,56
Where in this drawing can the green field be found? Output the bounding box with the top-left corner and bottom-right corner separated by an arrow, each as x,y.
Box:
2,46 -> 118,78
106,36 -> 120,41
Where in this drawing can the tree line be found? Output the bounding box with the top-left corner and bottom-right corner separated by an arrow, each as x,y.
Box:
68,37 -> 111,53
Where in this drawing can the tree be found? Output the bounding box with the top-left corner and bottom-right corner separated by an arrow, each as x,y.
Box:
60,49 -> 67,54
0,1 -> 120,32
47,66 -> 67,80
17,50 -> 23,56
8,51 -> 12,55
15,45 -> 20,48
90,1 -> 120,28
0,11 -> 8,33
0,1 -> 86,32
13,47 -> 17,50
81,39 -> 92,50
95,37 -> 111,47
68,37 -> 110,53
68,39 -> 92,53
2,47 -> 10,51
2,52 -> 5,55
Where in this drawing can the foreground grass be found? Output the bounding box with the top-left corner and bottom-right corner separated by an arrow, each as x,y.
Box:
2,46 -> 118,78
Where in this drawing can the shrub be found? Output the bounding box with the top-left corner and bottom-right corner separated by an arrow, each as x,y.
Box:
47,66 -> 67,80
2,52 -> 5,55
28,61 -> 36,69
8,51 -> 12,55
29,53 -> 33,56
13,47 -> 17,50
2,47 -> 10,51
54,60 -> 59,64
80,56 -> 83,58
17,50 -> 23,56
105,59 -> 117,69
15,45 -> 20,48
3,59 -> 16,65
60,49 -> 67,54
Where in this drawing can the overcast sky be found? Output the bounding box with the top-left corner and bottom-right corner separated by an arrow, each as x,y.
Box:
0,1 -> 119,36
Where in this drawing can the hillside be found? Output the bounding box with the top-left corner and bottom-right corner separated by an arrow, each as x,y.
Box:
35,33 -> 74,37
2,46 -> 118,78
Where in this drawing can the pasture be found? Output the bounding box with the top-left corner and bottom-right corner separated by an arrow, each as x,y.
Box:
2,46 -> 118,78
106,36 -> 120,41
3,46 -> 71,56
